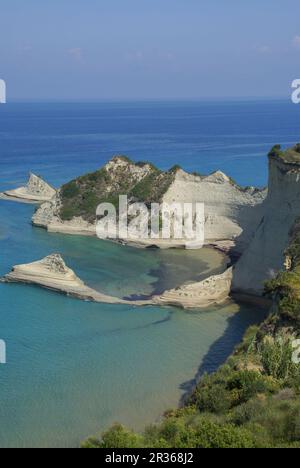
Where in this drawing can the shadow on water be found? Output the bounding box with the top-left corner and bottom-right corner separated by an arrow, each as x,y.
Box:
179,305 -> 267,406
125,258 -> 227,301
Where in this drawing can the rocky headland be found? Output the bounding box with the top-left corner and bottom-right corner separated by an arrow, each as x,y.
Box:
32,155 -> 266,253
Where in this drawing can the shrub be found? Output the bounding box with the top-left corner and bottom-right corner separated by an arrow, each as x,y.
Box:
278,294 -> 300,324
259,337 -> 298,381
227,371 -> 279,404
61,180 -> 80,199
82,424 -> 144,449
190,368 -> 234,414
286,372 -> 300,394
130,172 -> 160,201
60,205 -> 78,221
194,383 -> 233,414
129,170 -> 174,204
234,326 -> 259,355
231,399 -> 265,426
268,144 -> 282,158
81,191 -> 99,216
191,419 -> 255,448
144,416 -> 255,449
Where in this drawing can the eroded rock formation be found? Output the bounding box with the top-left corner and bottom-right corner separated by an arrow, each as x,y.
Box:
2,254 -> 232,309
0,173 -> 56,203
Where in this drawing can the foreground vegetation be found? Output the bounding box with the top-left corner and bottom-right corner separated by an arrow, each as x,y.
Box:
82,220 -> 300,449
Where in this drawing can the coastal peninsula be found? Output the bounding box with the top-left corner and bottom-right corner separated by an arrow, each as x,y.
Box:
2,254 -> 233,309
31,156 -> 266,252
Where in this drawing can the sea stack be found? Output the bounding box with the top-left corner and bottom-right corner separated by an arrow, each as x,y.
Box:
0,173 -> 56,203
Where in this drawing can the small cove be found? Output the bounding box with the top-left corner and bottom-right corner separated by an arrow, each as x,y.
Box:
1,100 -> 291,447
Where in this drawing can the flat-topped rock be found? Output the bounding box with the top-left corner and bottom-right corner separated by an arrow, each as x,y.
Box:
0,173 -> 56,203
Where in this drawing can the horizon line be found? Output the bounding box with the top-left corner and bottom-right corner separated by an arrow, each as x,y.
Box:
5,95 -> 290,104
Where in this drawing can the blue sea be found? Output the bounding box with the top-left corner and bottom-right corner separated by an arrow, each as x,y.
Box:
0,100 -> 299,448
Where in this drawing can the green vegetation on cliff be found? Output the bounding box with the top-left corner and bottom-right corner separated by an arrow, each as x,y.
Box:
269,143 -> 300,164
129,170 -> 175,205
82,219 -> 300,449
59,157 -> 176,222
264,219 -> 300,327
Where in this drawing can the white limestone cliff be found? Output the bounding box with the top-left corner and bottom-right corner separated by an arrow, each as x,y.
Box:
32,157 -> 266,251
162,169 -> 266,252
232,151 -> 300,295
153,267 -> 233,309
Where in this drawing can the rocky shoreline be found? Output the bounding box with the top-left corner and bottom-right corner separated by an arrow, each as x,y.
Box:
2,145 -> 300,309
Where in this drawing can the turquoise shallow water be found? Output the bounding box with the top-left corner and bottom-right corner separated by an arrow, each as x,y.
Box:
0,100 -> 288,447
0,200 -> 265,448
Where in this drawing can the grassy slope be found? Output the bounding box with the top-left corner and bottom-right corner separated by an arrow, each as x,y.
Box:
59,157 -> 177,223
82,221 -> 300,449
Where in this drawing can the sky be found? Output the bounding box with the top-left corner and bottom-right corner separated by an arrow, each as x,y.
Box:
0,0 -> 300,101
